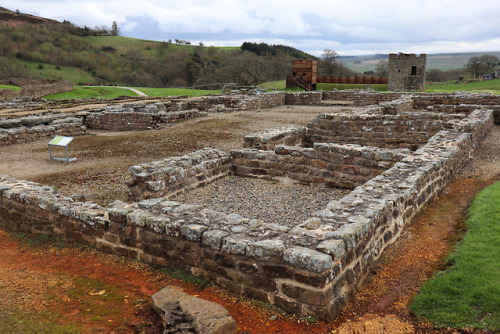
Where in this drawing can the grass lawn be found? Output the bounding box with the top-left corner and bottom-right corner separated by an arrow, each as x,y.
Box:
44,86 -> 138,100
0,84 -> 21,91
410,181 -> 500,330
259,80 -> 388,92
136,87 -> 220,97
426,79 -> 500,94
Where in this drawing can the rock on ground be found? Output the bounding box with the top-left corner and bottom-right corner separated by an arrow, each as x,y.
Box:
151,286 -> 238,334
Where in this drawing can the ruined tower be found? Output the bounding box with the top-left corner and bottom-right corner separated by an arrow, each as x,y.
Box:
388,53 -> 426,91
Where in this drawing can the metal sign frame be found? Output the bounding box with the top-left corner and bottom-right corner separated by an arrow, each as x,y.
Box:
48,136 -> 77,163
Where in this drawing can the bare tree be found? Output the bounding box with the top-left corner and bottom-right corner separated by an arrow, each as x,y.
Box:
375,60 -> 388,77
465,54 -> 499,78
320,49 -> 339,76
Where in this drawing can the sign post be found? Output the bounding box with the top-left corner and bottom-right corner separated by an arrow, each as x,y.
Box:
48,136 -> 77,163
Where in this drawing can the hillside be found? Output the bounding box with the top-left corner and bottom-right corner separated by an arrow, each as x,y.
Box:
340,51 -> 500,72
0,7 -> 317,88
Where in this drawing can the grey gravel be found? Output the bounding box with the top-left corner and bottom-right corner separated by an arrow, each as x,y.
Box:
176,176 -> 351,226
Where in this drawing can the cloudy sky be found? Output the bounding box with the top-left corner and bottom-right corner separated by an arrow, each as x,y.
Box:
3,0 -> 500,56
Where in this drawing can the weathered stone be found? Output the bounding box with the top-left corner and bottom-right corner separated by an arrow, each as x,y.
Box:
151,286 -> 238,334
283,247 -> 334,273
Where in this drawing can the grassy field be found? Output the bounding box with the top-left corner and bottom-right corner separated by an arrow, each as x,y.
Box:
410,181 -> 500,330
44,86 -> 138,100
136,87 -> 220,97
259,80 -> 388,92
426,79 -> 500,94
0,84 -> 21,91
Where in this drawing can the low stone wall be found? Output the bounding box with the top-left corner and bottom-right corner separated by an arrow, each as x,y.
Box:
128,148 -> 230,200
321,91 -> 403,106
0,109 -> 493,321
242,127 -> 305,150
285,92 -> 323,105
0,115 -> 86,145
305,112 -> 464,150
428,104 -> 500,125
231,143 -> 408,189
85,112 -> 154,131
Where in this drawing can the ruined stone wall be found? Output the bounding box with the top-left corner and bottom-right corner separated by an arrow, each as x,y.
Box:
231,143 -> 408,189
305,112 -> 463,150
285,92 -> 323,105
242,127 -> 305,150
0,115 -> 86,146
321,91 -> 403,106
85,112 -> 154,131
0,109 -> 492,322
128,148 -> 230,200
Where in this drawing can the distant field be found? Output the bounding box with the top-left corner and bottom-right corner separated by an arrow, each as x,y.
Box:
44,86 -> 138,100
340,51 -> 500,72
0,84 -> 21,91
259,80 -> 388,91
426,79 -> 500,94
136,87 -> 220,97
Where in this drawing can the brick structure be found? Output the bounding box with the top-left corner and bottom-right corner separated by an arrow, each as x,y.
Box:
388,53 -> 426,91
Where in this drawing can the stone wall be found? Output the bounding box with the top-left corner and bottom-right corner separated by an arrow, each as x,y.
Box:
85,112 -> 154,131
388,53 -> 426,91
128,148 -> 230,200
0,115 -> 86,146
305,112 -> 464,150
0,108 -> 493,321
231,143 -> 408,189
285,92 -> 323,105
321,91 -> 403,106
242,127 -> 305,150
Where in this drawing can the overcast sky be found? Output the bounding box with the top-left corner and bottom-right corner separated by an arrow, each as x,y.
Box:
3,0 -> 500,56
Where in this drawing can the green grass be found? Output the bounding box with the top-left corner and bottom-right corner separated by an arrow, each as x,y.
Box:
44,86 -> 138,100
160,268 -> 209,287
426,79 -> 500,94
21,61 -> 97,84
410,181 -> 500,330
317,83 -> 387,91
0,84 -> 21,91
136,87 -> 220,97
259,80 -> 387,91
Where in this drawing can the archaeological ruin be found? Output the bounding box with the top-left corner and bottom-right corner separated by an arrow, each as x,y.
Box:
0,90 -> 499,320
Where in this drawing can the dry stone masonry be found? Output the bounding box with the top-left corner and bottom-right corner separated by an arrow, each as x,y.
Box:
0,90 -> 497,322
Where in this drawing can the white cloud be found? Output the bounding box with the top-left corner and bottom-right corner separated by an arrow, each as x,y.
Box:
3,0 -> 500,55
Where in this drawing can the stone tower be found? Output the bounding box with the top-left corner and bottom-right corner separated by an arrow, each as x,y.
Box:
388,53 -> 426,91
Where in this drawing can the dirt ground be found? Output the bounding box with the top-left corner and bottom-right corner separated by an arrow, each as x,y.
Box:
0,103 -> 499,333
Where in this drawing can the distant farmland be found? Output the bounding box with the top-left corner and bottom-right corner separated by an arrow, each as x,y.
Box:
340,51 -> 500,72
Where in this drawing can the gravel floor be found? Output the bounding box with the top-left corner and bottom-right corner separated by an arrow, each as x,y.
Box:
177,176 -> 351,226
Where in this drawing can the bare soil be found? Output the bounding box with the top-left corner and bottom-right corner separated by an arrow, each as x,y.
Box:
0,104 -> 498,333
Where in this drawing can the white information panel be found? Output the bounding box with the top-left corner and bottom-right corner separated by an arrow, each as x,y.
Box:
48,136 -> 76,163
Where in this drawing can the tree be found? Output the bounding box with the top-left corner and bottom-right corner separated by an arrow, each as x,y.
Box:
465,54 -> 499,78
426,69 -> 446,82
320,49 -> 338,76
111,21 -> 119,36
375,60 -> 388,77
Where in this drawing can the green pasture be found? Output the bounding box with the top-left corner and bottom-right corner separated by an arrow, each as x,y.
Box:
136,87 -> 220,97
411,181 -> 500,330
426,79 -> 500,94
0,84 -> 21,91
44,86 -> 138,100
